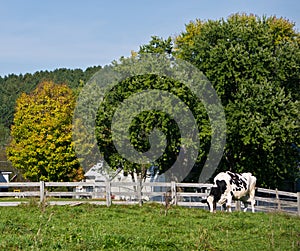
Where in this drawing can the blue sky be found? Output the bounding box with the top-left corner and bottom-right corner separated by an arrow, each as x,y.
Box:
0,0 -> 299,76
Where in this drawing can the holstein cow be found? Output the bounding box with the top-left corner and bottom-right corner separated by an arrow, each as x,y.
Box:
203,171 -> 256,213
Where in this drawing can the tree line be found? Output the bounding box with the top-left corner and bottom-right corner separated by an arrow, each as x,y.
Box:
3,14 -> 300,189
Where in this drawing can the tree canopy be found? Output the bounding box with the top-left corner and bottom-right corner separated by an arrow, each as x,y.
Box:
175,14 -> 299,188
6,81 -> 83,181
94,72 -> 211,181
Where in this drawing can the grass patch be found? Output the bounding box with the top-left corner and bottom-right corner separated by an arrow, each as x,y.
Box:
0,203 -> 299,250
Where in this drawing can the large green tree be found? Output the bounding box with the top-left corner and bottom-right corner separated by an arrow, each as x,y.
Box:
7,81 -> 83,181
175,14 -> 299,188
94,72 -> 211,181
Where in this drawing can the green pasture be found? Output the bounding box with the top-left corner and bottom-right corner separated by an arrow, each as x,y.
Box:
0,203 -> 299,250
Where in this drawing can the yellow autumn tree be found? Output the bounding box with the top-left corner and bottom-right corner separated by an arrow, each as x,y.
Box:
7,81 -> 84,181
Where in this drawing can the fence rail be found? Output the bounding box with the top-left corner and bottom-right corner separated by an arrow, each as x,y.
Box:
0,181 -> 299,216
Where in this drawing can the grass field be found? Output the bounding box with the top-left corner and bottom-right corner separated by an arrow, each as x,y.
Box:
0,202 -> 299,250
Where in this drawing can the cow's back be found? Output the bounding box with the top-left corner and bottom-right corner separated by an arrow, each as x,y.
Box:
241,172 -> 256,190
213,172 -> 230,185
229,172 -> 256,199
214,171 -> 255,200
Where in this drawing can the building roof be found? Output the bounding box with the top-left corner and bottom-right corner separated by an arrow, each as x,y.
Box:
84,161 -> 123,181
84,162 -> 107,181
0,171 -> 12,183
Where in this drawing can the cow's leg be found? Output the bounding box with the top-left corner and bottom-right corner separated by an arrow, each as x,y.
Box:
206,196 -> 215,213
248,189 -> 256,213
245,197 -> 255,213
250,199 -> 255,213
221,203 -> 226,211
239,198 -> 248,212
243,201 -> 248,212
226,196 -> 232,212
213,201 -> 217,213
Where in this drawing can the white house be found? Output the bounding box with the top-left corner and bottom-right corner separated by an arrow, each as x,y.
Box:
76,161 -> 166,201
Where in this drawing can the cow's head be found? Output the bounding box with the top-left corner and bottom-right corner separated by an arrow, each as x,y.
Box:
206,180 -> 227,213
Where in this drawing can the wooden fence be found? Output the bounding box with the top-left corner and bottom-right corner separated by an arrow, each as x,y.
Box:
0,181 -> 299,216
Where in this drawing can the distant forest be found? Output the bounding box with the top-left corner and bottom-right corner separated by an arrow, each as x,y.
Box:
0,66 -> 101,159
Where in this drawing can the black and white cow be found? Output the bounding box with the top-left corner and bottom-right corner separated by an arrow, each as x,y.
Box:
203,171 -> 256,213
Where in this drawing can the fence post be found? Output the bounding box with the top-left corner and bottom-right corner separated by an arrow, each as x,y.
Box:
105,181 -> 111,207
276,189 -> 281,211
40,181 -> 45,203
297,192 -> 300,217
137,179 -> 143,206
171,181 -> 177,205
92,182 -> 96,199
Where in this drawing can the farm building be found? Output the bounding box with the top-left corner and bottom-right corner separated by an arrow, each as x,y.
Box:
76,161 -> 166,201
0,171 -> 11,192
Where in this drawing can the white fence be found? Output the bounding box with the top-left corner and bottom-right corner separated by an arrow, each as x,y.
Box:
0,181 -> 299,216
